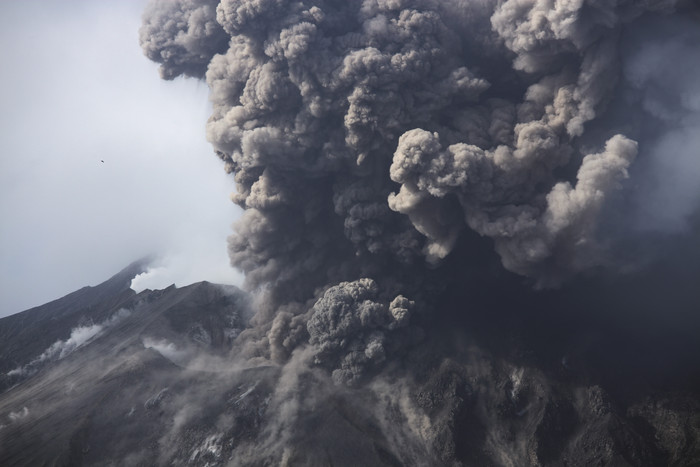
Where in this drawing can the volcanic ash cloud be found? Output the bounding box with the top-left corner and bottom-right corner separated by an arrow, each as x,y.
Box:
138,3 -> 700,462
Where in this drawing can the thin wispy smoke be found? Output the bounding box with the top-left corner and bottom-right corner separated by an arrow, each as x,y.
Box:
6,309 -> 131,378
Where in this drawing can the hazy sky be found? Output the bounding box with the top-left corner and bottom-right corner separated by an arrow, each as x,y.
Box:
0,0 -> 243,317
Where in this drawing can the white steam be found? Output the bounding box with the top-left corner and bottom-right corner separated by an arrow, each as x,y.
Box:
6,309 -> 131,378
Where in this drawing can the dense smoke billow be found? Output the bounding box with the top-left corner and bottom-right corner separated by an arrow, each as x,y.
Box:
140,0 -> 700,464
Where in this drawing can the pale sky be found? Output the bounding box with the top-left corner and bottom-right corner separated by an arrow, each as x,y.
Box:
0,0 -> 243,317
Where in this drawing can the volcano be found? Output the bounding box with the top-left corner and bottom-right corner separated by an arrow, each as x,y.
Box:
1,261 -> 699,466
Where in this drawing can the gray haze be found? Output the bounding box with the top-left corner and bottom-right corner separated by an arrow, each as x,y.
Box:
0,0 -> 243,316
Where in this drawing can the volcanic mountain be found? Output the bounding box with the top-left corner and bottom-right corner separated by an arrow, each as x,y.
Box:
0,261 -> 253,465
1,261 -> 699,466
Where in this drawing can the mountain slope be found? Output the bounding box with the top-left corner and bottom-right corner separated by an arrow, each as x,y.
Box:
0,259 -> 147,378
1,263 -> 699,466
0,267 -> 250,466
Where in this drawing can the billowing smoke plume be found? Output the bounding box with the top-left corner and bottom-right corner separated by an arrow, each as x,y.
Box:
140,0 -> 700,464
307,278 -> 415,385
140,0 -> 229,79
142,0 -> 698,298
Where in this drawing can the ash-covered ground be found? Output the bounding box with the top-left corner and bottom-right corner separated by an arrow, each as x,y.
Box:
3,0 -> 700,465
0,259 -> 699,465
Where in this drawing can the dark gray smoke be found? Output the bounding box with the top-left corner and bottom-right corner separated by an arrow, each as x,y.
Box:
140,0 -> 700,464
307,278 -> 415,384
140,0 -> 229,79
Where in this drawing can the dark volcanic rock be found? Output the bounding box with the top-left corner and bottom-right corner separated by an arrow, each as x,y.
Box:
0,264 -> 250,466
1,263 -> 699,465
0,259 -> 146,379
